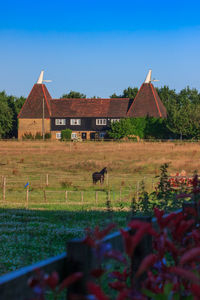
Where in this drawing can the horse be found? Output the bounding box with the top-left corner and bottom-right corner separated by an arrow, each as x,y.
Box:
92,167 -> 107,184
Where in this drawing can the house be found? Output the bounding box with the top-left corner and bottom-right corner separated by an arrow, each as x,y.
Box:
18,70 -> 167,140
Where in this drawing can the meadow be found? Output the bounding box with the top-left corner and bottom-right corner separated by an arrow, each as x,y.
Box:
0,140 -> 200,275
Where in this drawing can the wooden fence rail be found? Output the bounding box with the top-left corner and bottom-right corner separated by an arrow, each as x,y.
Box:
0,204 -> 193,300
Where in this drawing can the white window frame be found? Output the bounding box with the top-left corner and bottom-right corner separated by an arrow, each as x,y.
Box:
70,119 -> 81,125
96,119 -> 107,125
55,119 -> 66,125
56,132 -> 61,139
111,119 -> 120,123
71,132 -> 77,139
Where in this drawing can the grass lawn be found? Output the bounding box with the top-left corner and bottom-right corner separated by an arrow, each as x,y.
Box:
0,207 -> 129,275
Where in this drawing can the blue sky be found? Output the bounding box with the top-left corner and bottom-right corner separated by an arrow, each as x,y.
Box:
0,0 -> 200,98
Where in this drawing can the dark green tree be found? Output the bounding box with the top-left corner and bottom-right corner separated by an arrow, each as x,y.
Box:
108,118 -> 134,139
110,87 -> 138,99
61,91 -> 86,99
0,91 -> 14,138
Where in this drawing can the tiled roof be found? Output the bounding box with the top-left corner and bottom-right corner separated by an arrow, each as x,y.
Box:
18,84 -> 52,118
50,98 -> 132,117
127,83 -> 167,118
18,82 -> 167,119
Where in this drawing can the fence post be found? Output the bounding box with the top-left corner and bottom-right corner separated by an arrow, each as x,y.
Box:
81,192 -> 84,204
136,181 -> 139,201
26,186 -> 29,209
119,187 -> 122,202
131,216 -> 152,289
65,191 -> 68,203
67,240 -> 96,297
46,174 -> 49,187
44,190 -> 47,202
95,191 -> 98,205
3,177 -> 5,201
106,173 -> 109,186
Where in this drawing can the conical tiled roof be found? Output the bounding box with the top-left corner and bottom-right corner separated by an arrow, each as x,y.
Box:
127,83 -> 167,118
18,84 -> 52,118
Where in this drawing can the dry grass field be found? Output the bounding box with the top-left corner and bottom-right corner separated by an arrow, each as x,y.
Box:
0,140 -> 200,184
0,140 -> 200,275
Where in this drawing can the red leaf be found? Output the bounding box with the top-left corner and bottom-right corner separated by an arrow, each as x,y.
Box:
120,229 -> 133,257
95,223 -> 116,240
128,220 -> 149,229
154,208 -> 164,229
87,282 -> 110,300
116,289 -> 130,300
45,271 -> 59,290
121,225 -> 151,257
136,254 -> 157,277
91,268 -> 105,278
169,267 -> 199,283
83,236 -> 96,247
58,272 -> 82,292
28,277 -> 39,288
191,284 -> 200,297
184,207 -> 197,216
165,240 -> 179,258
180,247 -> 200,265
109,281 -> 126,291
105,249 -> 127,263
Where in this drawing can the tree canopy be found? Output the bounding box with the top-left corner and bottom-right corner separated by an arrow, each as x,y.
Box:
61,91 -> 86,99
110,87 -> 138,99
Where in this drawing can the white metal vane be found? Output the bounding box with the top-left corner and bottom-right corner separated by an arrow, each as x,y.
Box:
37,70 -> 52,84
144,69 -> 159,83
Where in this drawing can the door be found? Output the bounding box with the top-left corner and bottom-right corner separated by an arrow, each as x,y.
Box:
82,132 -> 87,140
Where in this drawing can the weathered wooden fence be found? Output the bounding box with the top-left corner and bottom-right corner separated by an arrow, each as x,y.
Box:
0,203 -> 195,300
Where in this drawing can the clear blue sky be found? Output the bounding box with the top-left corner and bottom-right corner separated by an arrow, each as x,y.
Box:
0,0 -> 200,98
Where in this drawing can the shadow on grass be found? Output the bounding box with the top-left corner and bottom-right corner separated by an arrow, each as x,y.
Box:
0,207 -> 131,275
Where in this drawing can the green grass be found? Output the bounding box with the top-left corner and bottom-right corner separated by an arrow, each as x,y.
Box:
0,206 -> 130,275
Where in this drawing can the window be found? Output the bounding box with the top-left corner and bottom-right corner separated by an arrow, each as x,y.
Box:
55,119 -> 66,125
96,119 -> 107,125
71,132 -> 77,139
111,119 -> 120,123
99,132 -> 106,138
70,119 -> 81,125
56,132 -> 61,139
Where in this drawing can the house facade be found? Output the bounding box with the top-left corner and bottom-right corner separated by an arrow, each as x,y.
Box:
18,70 -> 167,140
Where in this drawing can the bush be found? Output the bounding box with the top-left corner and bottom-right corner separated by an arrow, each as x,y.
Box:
61,129 -> 72,141
35,132 -> 43,139
45,132 -> 51,139
22,132 -> 34,140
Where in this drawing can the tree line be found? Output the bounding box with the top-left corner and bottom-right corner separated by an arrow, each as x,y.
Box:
0,86 -> 200,139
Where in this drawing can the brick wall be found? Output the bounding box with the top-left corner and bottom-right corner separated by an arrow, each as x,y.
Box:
18,118 -> 50,139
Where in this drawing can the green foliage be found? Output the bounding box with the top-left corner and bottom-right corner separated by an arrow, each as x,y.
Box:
61,129 -> 72,140
35,132 -> 43,139
0,91 -> 25,138
129,117 -> 147,138
158,86 -> 200,139
45,132 -> 51,139
0,91 -> 15,138
108,117 -> 169,140
61,91 -> 86,99
144,117 -> 170,139
138,180 -> 149,214
110,86 -> 138,99
22,132 -> 34,140
108,118 -> 134,139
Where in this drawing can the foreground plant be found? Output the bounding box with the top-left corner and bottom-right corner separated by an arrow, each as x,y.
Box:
28,268 -> 82,300
83,206 -> 200,300
28,173 -> 200,299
